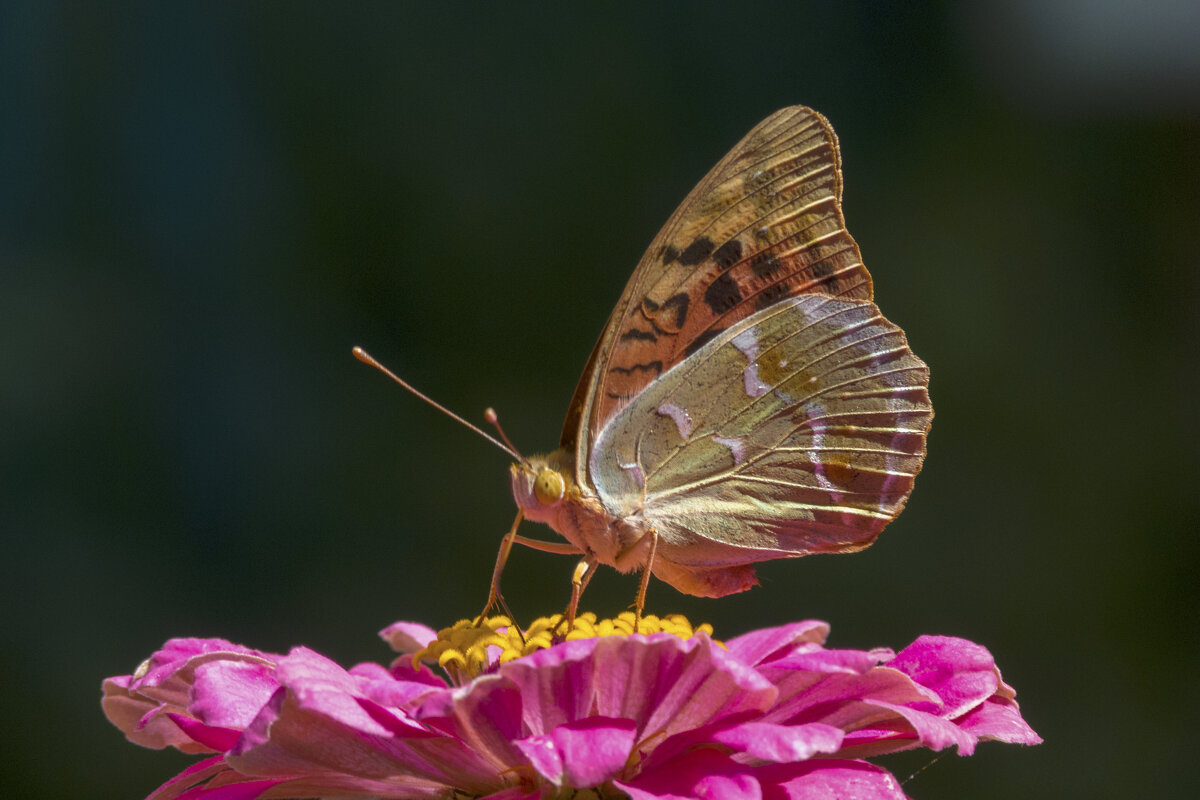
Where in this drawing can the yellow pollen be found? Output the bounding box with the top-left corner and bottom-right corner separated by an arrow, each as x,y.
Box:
414,612 -> 716,681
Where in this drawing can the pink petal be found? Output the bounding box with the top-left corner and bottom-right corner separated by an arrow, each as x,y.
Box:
171,779 -> 279,800
103,639 -> 280,754
495,637 -> 601,729
102,675 -> 206,752
757,759 -> 909,800
371,655 -> 449,692
955,695 -> 1043,745
272,647 -> 407,737
350,661 -> 446,715
166,713 -> 242,752
886,636 -> 998,718
142,758 -> 294,800
619,748 -> 762,800
145,755 -> 231,800
856,699 -> 977,755
762,663 -> 930,729
130,639 -> 277,701
515,717 -> 637,787
226,653 -> 504,794
229,689 -> 501,795
497,633 -> 776,744
379,621 -> 439,655
709,721 -> 844,763
725,621 -> 829,667
640,716 -> 842,772
191,660 -> 279,730
770,648 -> 884,676
413,673 -> 528,771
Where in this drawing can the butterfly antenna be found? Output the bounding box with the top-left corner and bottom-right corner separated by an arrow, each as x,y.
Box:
484,407 -> 525,463
352,346 -> 522,462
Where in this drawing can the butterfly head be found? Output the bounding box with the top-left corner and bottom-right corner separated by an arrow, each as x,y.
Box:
509,449 -> 576,524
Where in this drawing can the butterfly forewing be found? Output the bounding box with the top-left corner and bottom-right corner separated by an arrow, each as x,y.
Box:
562,106 -> 875,480
588,294 -> 931,570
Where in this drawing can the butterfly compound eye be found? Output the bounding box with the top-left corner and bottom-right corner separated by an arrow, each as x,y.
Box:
533,468 -> 565,506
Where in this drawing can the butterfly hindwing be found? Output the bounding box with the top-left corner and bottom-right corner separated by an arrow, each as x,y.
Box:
563,106 -> 875,475
586,294 -> 931,593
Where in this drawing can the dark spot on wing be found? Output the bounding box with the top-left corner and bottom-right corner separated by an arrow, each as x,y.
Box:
677,236 -> 715,266
660,244 -> 679,264
750,252 -> 782,278
811,259 -> 835,278
619,327 -> 657,343
609,361 -> 664,376
660,293 -> 690,328
754,283 -> 788,310
712,240 -> 743,271
704,272 -> 743,314
684,327 -> 727,357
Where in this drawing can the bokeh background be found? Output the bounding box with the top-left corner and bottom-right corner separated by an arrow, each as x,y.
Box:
3,2 -> 1197,798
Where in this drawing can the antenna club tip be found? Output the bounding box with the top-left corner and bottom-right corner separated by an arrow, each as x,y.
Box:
352,346 -> 375,365
484,407 -> 525,463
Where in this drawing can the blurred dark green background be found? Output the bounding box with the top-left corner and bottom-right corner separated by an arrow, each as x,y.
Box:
3,3 -> 1197,798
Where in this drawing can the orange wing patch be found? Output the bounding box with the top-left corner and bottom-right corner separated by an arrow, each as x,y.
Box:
587,107 -> 874,435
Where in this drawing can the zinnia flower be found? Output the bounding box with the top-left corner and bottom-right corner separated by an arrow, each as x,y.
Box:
103,613 -> 1040,799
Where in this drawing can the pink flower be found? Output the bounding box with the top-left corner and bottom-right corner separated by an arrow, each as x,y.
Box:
103,615 -> 1040,799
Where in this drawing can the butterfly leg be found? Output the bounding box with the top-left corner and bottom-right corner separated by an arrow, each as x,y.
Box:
564,555 -> 599,630
478,510 -> 524,624
633,528 -> 659,632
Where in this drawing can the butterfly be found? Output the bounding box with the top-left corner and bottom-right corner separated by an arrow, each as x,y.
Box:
362,105 -> 933,623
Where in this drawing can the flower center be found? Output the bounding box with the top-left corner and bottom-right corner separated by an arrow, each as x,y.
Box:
415,612 -> 714,681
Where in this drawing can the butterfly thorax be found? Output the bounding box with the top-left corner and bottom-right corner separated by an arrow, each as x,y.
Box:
510,450 -> 648,573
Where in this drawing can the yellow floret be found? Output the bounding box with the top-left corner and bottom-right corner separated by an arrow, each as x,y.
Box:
413,612 -> 716,681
